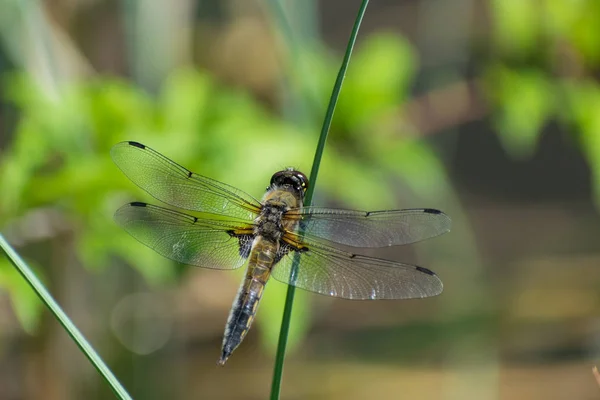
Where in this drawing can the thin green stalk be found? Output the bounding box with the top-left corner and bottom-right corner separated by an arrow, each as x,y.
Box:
0,234 -> 133,400
269,1 -> 370,399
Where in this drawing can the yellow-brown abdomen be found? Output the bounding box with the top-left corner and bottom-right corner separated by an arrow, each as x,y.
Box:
218,236 -> 277,365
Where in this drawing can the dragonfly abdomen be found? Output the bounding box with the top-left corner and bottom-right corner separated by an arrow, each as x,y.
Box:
218,236 -> 276,365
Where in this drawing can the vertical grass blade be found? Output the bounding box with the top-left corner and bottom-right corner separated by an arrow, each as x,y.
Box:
0,234 -> 133,400
269,1 -> 370,399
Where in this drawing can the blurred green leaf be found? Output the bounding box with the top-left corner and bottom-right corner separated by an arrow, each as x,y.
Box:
319,150 -> 396,208
338,34 -> 416,133
86,79 -> 157,144
380,139 -> 450,200
564,81 -> 600,208
491,0 -> 539,56
159,68 -> 213,143
546,0 -> 600,67
486,67 -> 553,159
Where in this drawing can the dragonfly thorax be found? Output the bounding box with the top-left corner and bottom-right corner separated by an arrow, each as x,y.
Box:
254,202 -> 287,242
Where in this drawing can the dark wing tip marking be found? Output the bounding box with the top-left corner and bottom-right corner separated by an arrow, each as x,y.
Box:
127,141 -> 145,149
129,201 -> 147,207
416,266 -> 436,276
363,209 -> 444,217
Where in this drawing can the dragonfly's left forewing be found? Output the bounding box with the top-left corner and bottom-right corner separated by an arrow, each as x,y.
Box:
286,207 -> 451,248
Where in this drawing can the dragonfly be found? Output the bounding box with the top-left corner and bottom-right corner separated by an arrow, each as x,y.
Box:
111,141 -> 451,365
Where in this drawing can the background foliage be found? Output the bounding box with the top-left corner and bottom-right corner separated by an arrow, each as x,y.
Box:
1,0 -> 600,399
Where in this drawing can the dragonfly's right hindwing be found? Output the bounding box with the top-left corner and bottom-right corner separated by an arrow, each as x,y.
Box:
114,202 -> 251,270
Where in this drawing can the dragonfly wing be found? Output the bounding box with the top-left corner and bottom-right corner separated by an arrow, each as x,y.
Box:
271,235 -> 443,300
115,202 -> 254,269
111,141 -> 261,220
289,207 -> 451,248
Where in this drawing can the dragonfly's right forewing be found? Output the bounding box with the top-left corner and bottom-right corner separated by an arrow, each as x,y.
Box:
111,141 -> 262,220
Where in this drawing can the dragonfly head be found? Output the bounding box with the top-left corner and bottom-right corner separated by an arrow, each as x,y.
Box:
270,168 -> 309,198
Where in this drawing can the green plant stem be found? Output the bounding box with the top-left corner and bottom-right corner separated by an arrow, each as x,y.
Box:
269,1 -> 370,399
0,234 -> 133,400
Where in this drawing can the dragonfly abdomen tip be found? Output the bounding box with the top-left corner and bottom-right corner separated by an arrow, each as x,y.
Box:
217,351 -> 231,367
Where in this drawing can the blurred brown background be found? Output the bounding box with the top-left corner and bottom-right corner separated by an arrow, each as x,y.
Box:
1,0 -> 600,399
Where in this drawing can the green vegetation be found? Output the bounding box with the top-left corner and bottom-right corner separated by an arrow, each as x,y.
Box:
1,0 -> 600,398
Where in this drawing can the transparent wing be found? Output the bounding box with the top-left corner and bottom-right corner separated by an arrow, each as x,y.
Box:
286,207 -> 451,248
271,234 -> 443,300
114,202 -> 254,269
111,141 -> 261,220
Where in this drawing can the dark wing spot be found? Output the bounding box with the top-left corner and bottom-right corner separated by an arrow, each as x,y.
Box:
130,201 -> 147,207
187,171 -> 193,178
239,238 -> 252,258
365,211 -> 371,217
193,216 -> 198,223
274,244 -> 292,264
349,253 -> 356,259
274,242 -> 308,265
423,208 -> 441,214
128,141 -> 145,149
416,266 -> 436,276
227,231 -> 253,259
